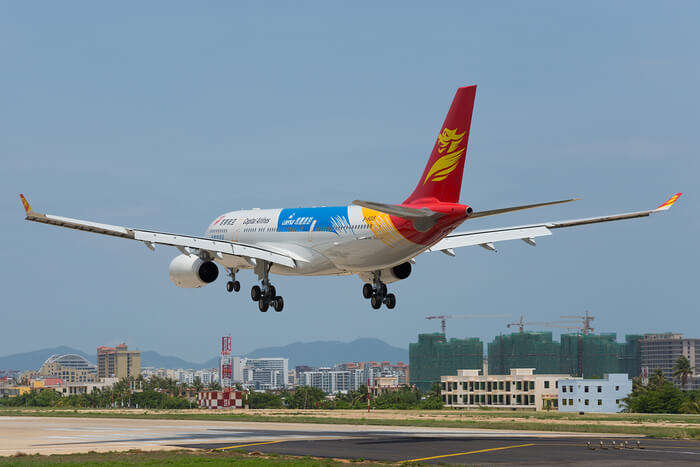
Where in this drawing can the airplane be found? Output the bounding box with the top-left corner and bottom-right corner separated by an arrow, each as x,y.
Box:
19,85 -> 681,313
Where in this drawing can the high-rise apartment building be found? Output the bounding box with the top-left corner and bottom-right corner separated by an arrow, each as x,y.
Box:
97,343 -> 141,379
640,333 -> 700,389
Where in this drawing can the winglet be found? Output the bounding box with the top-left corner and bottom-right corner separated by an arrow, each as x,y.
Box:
19,194 -> 33,215
655,193 -> 682,212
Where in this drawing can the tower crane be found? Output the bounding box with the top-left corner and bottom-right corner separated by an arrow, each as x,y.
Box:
560,310 -> 595,335
426,314 -> 511,336
506,316 -> 584,333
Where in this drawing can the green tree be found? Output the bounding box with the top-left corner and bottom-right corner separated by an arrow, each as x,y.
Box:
287,386 -> 325,409
672,356 -> 694,390
648,369 -> 666,390
192,377 -> 204,392
249,391 -> 284,408
373,387 -> 421,409
679,390 -> 700,414
624,379 -> 686,413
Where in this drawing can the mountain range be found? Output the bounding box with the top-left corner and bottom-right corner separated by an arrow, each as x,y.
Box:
0,338 -> 408,372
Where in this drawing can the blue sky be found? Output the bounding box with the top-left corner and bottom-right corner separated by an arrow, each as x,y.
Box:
1,2 -> 697,362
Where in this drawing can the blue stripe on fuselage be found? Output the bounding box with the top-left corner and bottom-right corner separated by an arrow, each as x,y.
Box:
278,206 -> 352,235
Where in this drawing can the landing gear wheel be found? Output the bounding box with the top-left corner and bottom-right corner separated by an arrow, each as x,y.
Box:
378,283 -> 387,297
268,285 -> 277,299
233,280 -> 240,292
385,293 -> 396,309
251,285 -> 262,302
273,296 -> 284,312
226,281 -> 235,293
370,295 -> 382,310
259,300 -> 269,312
362,283 -> 373,299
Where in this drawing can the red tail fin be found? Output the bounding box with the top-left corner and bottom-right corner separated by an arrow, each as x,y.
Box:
404,85 -> 476,204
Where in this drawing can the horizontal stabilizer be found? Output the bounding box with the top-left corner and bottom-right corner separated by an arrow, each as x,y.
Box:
352,199 -> 445,232
471,198 -> 579,219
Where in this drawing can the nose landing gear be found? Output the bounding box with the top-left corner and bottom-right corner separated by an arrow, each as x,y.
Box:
362,272 -> 396,310
225,268 -> 241,293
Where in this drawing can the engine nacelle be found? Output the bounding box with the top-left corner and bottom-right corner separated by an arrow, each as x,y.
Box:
359,261 -> 412,284
384,261 -> 412,282
169,254 -> 219,288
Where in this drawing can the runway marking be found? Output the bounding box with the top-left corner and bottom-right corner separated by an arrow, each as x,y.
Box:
401,443 -> 536,463
217,440 -> 287,451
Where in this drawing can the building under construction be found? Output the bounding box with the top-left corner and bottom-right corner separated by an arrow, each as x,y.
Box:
409,333 -> 483,391
488,332 -> 561,375
487,332 -> 642,378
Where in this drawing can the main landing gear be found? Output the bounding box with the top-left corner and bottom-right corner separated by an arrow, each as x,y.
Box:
250,261 -> 284,312
362,272 -> 396,310
225,268 -> 241,293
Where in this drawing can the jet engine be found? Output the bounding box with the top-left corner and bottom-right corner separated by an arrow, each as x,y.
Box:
382,261 -> 412,283
359,261 -> 412,284
169,254 -> 219,288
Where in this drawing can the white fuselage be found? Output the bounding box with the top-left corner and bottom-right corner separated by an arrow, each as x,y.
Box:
205,205 -> 433,277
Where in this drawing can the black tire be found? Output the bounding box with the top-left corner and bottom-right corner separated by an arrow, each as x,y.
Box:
362,283 -> 373,299
251,285 -> 261,301
226,281 -> 234,293
385,293 -> 396,309
233,280 -> 241,292
379,283 -> 387,297
259,300 -> 269,312
268,285 -> 277,298
273,296 -> 284,312
371,295 -> 382,310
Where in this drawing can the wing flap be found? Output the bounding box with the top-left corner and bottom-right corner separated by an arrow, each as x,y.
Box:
429,226 -> 551,251
20,194 -> 296,268
431,193 -> 681,253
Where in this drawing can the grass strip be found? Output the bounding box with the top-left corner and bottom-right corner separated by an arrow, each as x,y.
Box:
0,448 -> 392,465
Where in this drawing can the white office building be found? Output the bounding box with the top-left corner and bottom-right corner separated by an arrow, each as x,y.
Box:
241,357 -> 289,389
194,369 -> 218,386
558,374 -> 631,413
301,368 -> 366,394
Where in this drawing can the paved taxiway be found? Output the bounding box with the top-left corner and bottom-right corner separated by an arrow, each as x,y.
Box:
1,417 -> 698,464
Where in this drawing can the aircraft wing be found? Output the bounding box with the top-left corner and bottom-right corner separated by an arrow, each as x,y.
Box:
427,193 -> 682,254
18,195 -> 296,268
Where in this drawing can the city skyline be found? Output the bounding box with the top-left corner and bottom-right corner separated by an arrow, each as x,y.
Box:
2,328 -> 697,371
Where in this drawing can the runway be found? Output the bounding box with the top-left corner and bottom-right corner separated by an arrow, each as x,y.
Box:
1,416 -> 699,465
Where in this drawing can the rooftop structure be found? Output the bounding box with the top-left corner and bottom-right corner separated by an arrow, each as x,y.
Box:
39,354 -> 97,383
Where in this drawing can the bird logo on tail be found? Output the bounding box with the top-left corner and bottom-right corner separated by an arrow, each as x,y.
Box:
423,128 -> 466,184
